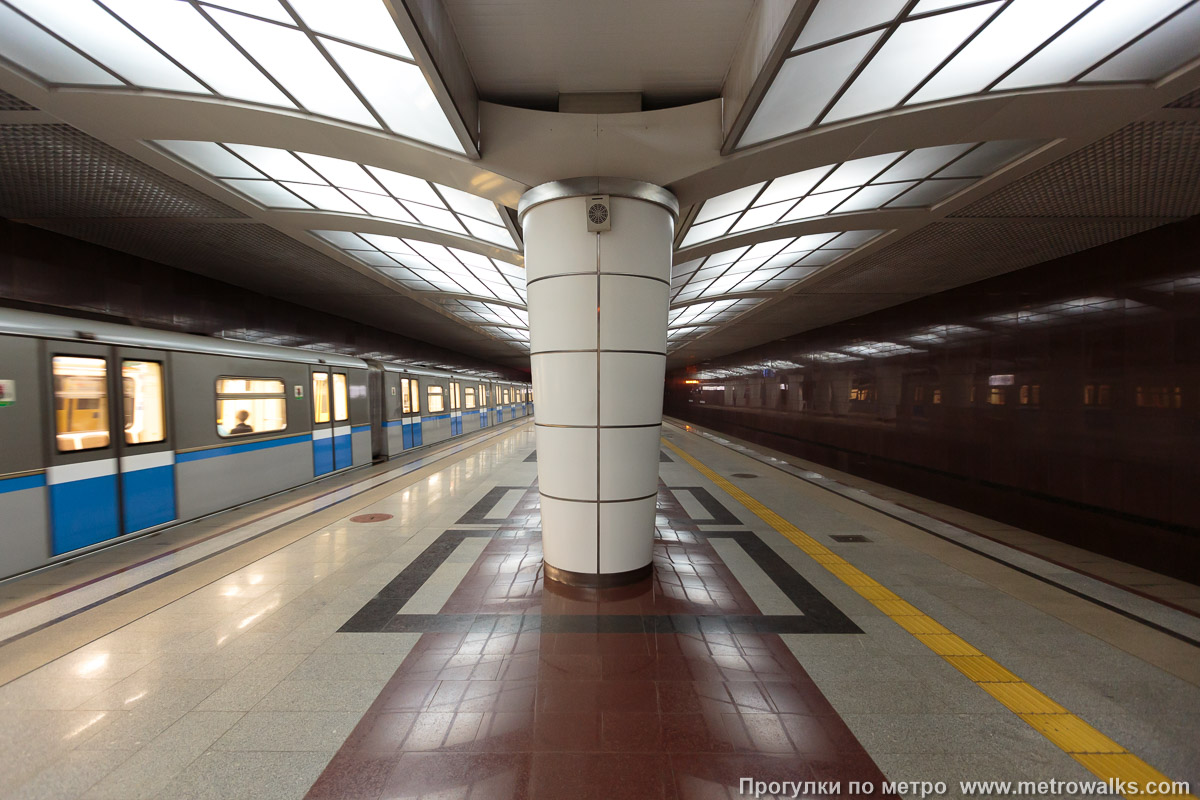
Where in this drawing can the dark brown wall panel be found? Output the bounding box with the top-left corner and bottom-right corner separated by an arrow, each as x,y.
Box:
0,219 -> 526,379
667,216 -> 1200,584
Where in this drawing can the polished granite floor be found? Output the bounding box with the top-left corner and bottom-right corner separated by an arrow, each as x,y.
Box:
0,421 -> 1196,799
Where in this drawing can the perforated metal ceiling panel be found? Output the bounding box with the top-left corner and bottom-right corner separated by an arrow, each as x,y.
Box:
0,88 -> 34,110
805,219 -> 1161,295
951,122 -> 1200,219
0,124 -> 243,219
1167,87 -> 1200,108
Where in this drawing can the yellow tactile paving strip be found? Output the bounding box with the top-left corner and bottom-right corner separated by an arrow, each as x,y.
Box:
662,437 -> 1197,799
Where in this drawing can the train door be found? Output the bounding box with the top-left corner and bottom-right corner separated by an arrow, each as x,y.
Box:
311,369 -> 333,475
331,371 -> 352,468
311,368 -> 352,475
400,377 -> 422,448
46,344 -> 176,555
47,344 -> 120,555
449,381 -> 462,435
116,348 -> 176,534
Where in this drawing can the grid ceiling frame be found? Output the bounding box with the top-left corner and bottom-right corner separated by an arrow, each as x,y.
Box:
0,0 -> 469,153
156,140 -> 520,252
736,0 -> 1200,150
679,139 -> 1038,249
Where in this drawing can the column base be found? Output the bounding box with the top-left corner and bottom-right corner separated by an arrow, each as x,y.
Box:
543,561 -> 652,589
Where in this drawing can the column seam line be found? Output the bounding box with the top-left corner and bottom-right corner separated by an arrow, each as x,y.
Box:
535,423 -> 663,429
595,230 -> 602,576
540,491 -> 659,505
527,272 -> 670,287
532,349 -> 667,356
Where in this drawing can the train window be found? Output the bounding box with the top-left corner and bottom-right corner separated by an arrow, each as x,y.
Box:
122,361 -> 165,445
53,356 -> 110,452
400,379 -> 411,414
449,382 -> 461,410
427,385 -> 445,412
481,384 -> 489,406
217,378 -> 283,394
464,387 -> 476,408
216,377 -> 286,437
333,374 -> 349,422
313,372 -> 330,423
1136,386 -> 1179,409
503,388 -> 510,404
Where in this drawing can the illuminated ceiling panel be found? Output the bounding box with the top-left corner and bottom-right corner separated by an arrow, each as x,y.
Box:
313,228 -> 525,301
681,141 -> 1035,248
741,0 -> 1200,147
981,296 -> 1151,327
434,298 -> 531,352
159,141 -> 517,250
671,230 -> 887,304
666,298 -> 765,352
0,0 -> 463,152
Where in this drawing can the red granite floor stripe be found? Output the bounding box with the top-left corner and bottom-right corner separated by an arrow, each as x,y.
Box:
304,488 -> 887,800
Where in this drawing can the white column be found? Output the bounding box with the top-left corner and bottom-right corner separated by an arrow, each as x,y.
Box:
519,178 -> 677,586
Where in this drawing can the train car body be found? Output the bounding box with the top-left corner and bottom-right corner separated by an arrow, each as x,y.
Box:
0,309 -> 530,580
371,367 -> 534,461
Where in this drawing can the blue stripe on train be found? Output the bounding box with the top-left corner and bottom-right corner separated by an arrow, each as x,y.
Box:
334,433 -> 353,467
176,434 -> 312,463
51,474 -> 120,555
0,473 -> 46,494
313,436 -> 334,476
121,464 -> 176,533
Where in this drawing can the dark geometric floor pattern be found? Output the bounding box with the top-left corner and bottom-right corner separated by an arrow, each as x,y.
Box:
308,480 -> 886,799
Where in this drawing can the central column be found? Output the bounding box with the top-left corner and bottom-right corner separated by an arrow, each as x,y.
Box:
519,178 -> 678,587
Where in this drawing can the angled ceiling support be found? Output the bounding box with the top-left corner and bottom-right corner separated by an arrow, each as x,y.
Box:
387,0 -> 481,158
720,0 -> 815,155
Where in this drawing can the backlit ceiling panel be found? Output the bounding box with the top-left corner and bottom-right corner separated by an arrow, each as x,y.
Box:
664,229 -> 889,352
681,140 -> 1036,248
741,0 -> 1200,147
672,230 -> 887,304
313,229 -> 529,349
0,0 -> 463,152
159,141 -> 517,250
669,298 -> 765,350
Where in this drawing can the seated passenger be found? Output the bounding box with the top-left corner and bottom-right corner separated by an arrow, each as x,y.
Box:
229,409 -> 254,435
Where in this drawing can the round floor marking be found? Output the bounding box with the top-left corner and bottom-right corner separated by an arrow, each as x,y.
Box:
350,513 -> 394,523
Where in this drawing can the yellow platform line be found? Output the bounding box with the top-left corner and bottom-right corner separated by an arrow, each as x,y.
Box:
662,436 -> 1196,799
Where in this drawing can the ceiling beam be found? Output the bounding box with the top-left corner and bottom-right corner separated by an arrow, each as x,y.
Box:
388,0 -> 481,158
720,0 -> 814,155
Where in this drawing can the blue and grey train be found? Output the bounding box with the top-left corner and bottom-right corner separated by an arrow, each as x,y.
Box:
0,308 -> 532,580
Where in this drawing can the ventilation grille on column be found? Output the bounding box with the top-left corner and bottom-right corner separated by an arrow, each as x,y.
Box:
586,194 -> 611,232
